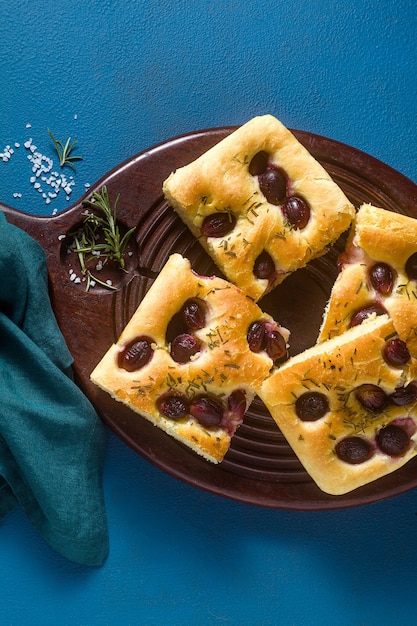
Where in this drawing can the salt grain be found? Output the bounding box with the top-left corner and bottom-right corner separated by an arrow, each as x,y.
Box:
2,125 -> 88,217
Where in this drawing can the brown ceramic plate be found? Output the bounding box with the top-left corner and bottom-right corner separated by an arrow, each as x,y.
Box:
3,127 -> 417,510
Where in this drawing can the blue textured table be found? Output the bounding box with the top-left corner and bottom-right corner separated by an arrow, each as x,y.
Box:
1,2 -> 417,624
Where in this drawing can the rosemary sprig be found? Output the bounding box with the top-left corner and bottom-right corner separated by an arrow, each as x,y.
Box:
70,185 -> 136,291
48,128 -> 83,170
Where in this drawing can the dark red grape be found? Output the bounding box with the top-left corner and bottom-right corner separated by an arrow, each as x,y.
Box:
295,391 -> 329,421
202,212 -> 236,238
181,298 -> 206,330
248,150 -> 269,176
265,329 -> 287,362
190,395 -> 224,428
281,196 -> 310,230
170,334 -> 201,363
389,382 -> 417,406
247,321 -> 267,352
383,337 -> 410,367
335,437 -> 373,464
258,166 -> 287,205
355,384 -> 387,412
376,424 -> 410,456
157,394 -> 189,420
369,262 -> 395,295
118,336 -> 153,371
405,252 -> 417,280
227,389 -> 247,421
253,250 -> 276,281
349,303 -> 387,327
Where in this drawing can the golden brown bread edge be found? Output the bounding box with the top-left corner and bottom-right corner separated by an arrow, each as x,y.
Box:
91,253 -> 289,463
163,114 -> 355,301
318,203 -> 417,358
259,315 -> 417,495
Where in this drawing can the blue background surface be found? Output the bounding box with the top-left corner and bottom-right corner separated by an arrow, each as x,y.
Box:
1,1 -> 417,624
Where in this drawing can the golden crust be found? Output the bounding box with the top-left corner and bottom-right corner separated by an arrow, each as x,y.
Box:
163,114 -> 355,301
318,203 -> 417,358
91,253 -> 289,463
259,316 -> 417,495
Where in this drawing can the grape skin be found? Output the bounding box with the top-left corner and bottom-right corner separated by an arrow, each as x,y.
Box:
295,391 -> 329,421
118,336 -> 153,371
335,437 -> 373,464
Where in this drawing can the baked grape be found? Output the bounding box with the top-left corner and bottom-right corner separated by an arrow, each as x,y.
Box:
389,382 -> 417,406
265,329 -> 287,362
157,394 -> 189,420
350,303 -> 387,327
376,424 -> 410,456
202,212 -> 236,238
295,391 -> 329,421
227,389 -> 247,421
405,252 -> 417,280
247,321 -> 267,353
118,336 -> 153,371
258,166 -> 287,205
181,298 -> 206,330
281,196 -> 310,230
369,262 -> 395,295
248,150 -> 269,176
253,250 -> 276,281
335,437 -> 373,464
190,394 -> 224,428
247,321 -> 287,362
383,337 -> 410,367
170,333 -> 201,363
355,384 -> 387,412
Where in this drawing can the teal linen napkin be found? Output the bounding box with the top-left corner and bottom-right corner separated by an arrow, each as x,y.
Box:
0,211 -> 109,566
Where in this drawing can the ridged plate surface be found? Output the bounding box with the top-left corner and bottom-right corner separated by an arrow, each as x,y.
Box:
4,127 -> 417,510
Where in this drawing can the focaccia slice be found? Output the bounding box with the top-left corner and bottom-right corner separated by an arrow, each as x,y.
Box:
259,315 -> 417,495
163,114 -> 355,301
319,204 -> 417,358
91,253 -> 289,463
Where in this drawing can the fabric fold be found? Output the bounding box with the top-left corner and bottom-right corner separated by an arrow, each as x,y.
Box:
0,211 -> 109,566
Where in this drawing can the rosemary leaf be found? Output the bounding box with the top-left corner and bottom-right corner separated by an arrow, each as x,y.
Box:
48,128 -> 83,170
69,185 -> 135,291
